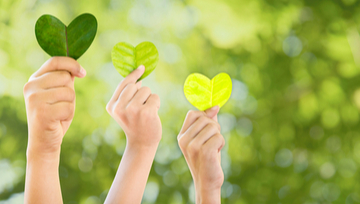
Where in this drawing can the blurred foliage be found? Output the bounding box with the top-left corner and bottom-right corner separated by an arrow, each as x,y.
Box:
1,0 -> 360,203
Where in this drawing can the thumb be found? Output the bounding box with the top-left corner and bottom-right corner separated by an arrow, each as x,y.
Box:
204,106 -> 219,121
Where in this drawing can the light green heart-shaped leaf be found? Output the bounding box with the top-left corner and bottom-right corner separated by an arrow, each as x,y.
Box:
184,73 -> 232,111
35,13 -> 97,60
111,41 -> 159,80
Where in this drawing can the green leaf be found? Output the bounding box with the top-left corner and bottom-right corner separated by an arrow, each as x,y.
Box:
35,13 -> 97,60
111,41 -> 159,80
184,73 -> 232,111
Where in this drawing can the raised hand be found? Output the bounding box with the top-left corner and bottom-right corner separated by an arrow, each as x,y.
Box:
106,65 -> 161,147
104,65 -> 162,204
178,106 -> 225,204
23,57 -> 86,204
24,57 -> 86,154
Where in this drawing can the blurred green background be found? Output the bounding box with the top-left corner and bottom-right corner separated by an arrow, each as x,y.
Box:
1,0 -> 360,203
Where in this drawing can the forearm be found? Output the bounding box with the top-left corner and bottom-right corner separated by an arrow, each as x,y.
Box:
24,146 -> 62,204
104,142 -> 158,204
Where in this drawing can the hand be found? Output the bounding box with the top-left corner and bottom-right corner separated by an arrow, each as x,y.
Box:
106,65 -> 161,148
104,66 -> 162,204
23,57 -> 86,155
178,106 -> 225,204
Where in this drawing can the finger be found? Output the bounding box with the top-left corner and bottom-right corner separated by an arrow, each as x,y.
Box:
184,116 -> 220,140
204,106 -> 219,122
48,102 -> 75,121
129,86 -> 151,105
190,123 -> 220,149
43,87 -> 75,104
203,133 -> 225,154
33,71 -> 74,89
179,110 -> 205,136
109,65 -> 145,104
32,57 -> 86,78
145,94 -> 160,110
180,118 -> 220,148
136,80 -> 142,89
117,83 -> 138,109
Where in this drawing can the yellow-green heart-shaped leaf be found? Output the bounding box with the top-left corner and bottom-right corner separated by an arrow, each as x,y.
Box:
35,13 -> 97,60
111,42 -> 159,80
184,73 -> 232,111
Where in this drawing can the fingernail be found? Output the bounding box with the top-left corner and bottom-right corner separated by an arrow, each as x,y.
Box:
80,67 -> 87,76
137,65 -> 145,72
210,105 -> 219,111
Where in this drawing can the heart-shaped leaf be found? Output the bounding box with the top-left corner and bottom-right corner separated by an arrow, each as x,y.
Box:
111,42 -> 159,80
35,13 -> 97,60
184,73 -> 232,111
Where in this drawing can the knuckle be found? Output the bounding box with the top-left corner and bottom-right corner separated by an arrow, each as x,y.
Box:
113,102 -> 126,116
188,142 -> 199,155
72,62 -> 81,75
187,110 -> 197,119
217,122 -> 221,131
178,136 -> 187,150
152,94 -> 160,101
214,133 -> 225,147
208,123 -> 219,132
117,110 -> 127,120
114,111 -> 127,122
66,102 -> 74,113
199,115 -> 209,123
69,103 -> 75,114
141,86 -> 151,93
125,84 -> 137,93
48,57 -> 59,68
178,136 -> 185,148
23,81 -> 32,94
187,110 -> 194,117
106,103 -> 112,114
127,104 -> 139,115
219,134 -> 226,146
66,88 -> 75,101
28,73 -> 36,81
124,83 -> 133,90
153,94 -> 161,107
27,91 -> 40,102
215,133 -> 224,140
63,104 -> 75,119
60,71 -> 72,82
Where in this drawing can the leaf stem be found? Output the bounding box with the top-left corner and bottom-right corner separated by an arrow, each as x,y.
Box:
210,78 -> 213,107
65,25 -> 69,56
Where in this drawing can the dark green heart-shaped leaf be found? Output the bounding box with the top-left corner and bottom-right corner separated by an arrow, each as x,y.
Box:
184,73 -> 232,111
111,42 -> 159,80
35,13 -> 97,60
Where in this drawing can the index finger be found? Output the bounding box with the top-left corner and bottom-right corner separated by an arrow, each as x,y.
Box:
109,65 -> 145,104
31,57 -> 86,79
179,106 -> 220,137
179,110 -> 204,136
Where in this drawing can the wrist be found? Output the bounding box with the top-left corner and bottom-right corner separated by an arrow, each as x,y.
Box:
27,142 -> 61,164
126,141 -> 159,154
126,139 -> 160,152
27,131 -> 63,156
197,188 -> 221,204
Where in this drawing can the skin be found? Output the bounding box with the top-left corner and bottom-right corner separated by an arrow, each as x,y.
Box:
104,65 -> 162,204
178,106 -> 225,204
23,57 -> 217,203
23,57 -> 86,204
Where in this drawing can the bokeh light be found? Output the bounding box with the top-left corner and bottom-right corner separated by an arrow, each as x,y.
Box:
2,0 -> 360,203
